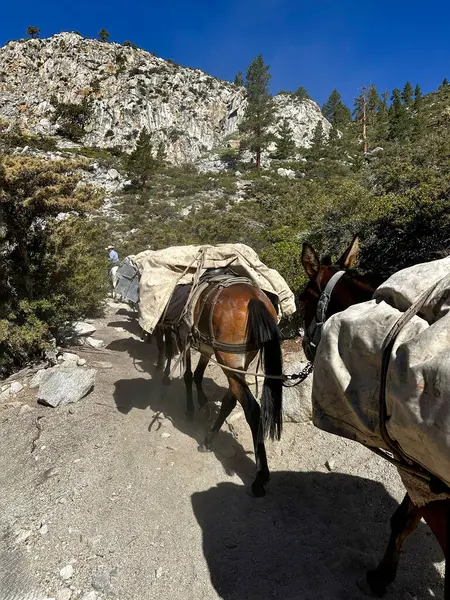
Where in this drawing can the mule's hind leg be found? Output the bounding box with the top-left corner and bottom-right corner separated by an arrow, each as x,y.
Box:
162,331 -> 174,385
364,494 -> 421,597
194,352 -> 212,410
198,391 -> 236,452
229,376 -> 270,498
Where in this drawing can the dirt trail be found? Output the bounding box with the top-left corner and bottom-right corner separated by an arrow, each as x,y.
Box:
0,301 -> 445,600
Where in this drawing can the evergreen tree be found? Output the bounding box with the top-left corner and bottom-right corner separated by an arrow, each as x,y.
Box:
309,122 -> 324,158
275,119 -> 296,159
98,28 -> 110,42
238,55 -> 275,170
402,81 -> 414,105
414,84 -> 422,108
388,88 -> 410,140
373,89 -> 390,142
234,71 -> 244,87
322,89 -> 352,128
156,141 -> 167,163
26,26 -> 40,39
294,86 -> 310,100
126,128 -> 156,187
367,83 -> 381,123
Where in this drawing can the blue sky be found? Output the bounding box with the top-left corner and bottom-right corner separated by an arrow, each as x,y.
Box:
2,0 -> 449,108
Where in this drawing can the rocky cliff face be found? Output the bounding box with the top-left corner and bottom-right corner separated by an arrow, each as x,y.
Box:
0,33 -> 331,163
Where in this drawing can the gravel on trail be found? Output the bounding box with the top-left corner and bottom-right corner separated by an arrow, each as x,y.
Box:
0,302 -> 444,600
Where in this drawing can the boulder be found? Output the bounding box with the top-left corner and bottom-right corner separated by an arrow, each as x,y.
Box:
62,352 -> 80,363
37,366 -> 97,407
282,354 -> 313,423
73,322 -> 97,337
277,167 -> 296,179
10,381 -> 24,395
86,337 -> 104,349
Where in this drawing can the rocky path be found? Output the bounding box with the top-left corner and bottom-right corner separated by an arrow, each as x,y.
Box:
0,301 -> 445,600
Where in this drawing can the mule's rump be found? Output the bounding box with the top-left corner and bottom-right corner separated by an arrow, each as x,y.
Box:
312,256 -> 450,492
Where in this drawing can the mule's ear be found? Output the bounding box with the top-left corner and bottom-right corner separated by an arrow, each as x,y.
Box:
301,242 -> 320,279
338,235 -> 359,270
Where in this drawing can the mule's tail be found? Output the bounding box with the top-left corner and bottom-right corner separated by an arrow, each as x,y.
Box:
247,298 -> 283,441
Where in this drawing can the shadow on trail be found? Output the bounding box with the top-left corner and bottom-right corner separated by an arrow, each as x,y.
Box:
108,333 -> 258,490
192,471 -> 444,600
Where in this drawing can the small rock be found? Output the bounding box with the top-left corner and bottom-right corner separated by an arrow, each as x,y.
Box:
114,327 -> 126,333
62,352 -> 80,363
92,567 -> 115,594
77,358 -> 87,366
19,404 -> 33,415
80,593 -> 97,600
10,381 -> 24,394
277,167 -> 296,179
16,529 -> 32,543
155,567 -> 163,579
60,564 -> 74,581
325,459 -> 336,471
107,168 -> 120,180
86,337 -> 104,349
56,589 -> 72,600
73,322 -> 97,337
0,388 -> 11,401
161,432 -> 171,439
39,523 -> 49,535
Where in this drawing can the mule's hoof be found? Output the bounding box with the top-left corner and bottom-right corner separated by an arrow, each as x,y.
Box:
248,482 -> 266,498
359,571 -> 388,598
197,443 -> 213,453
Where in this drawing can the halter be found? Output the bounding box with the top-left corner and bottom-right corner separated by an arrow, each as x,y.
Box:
303,269 -> 346,361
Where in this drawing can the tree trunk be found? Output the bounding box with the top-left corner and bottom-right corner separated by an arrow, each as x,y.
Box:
256,149 -> 261,171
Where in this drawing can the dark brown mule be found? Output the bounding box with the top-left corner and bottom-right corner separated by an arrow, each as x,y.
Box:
152,281 -> 283,497
300,236 -> 450,598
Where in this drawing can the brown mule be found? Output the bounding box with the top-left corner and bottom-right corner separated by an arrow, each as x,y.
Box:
300,236 -> 450,598
153,281 -> 283,497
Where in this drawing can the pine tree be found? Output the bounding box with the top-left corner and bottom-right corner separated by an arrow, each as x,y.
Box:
276,119 -> 296,159
388,88 -> 410,140
373,89 -> 389,143
367,83 -> 381,123
294,86 -> 310,100
126,128 -> 156,187
0,156 -> 99,299
414,84 -> 422,108
238,55 -> 275,170
98,29 -> 110,43
322,89 -> 352,128
402,82 -> 414,105
234,71 -> 244,87
309,122 -> 324,158
26,26 -> 40,39
156,141 -> 167,163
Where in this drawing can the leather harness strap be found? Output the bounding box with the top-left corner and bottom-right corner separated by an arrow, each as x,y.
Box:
191,276 -> 258,354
